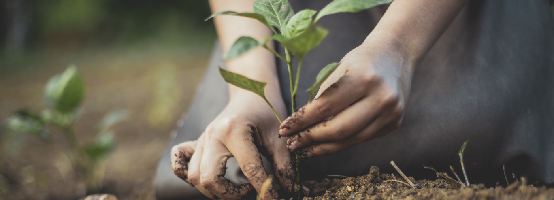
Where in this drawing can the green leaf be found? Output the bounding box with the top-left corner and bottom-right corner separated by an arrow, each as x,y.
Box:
284,9 -> 316,38
272,34 -> 285,43
5,115 -> 45,136
225,36 -> 267,60
219,68 -> 282,123
44,65 -> 85,114
315,0 -> 393,22
282,25 -> 328,59
219,68 -> 267,98
83,134 -> 115,162
253,0 -> 294,33
307,62 -> 340,102
458,140 -> 468,159
98,110 -> 128,135
206,11 -> 275,32
44,74 -> 61,108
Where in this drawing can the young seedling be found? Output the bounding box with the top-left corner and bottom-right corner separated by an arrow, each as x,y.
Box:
458,140 -> 470,187
3,66 -> 127,194
206,0 -> 392,196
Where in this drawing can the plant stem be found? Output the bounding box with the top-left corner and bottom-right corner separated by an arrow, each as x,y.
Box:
292,58 -> 304,98
284,48 -> 301,196
263,46 -> 286,63
265,99 -> 282,123
285,49 -> 296,114
460,157 -> 469,187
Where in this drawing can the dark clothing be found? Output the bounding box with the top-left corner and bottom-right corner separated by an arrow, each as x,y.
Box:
154,0 -> 554,199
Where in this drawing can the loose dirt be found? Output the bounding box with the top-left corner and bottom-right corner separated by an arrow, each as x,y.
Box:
302,166 -> 554,200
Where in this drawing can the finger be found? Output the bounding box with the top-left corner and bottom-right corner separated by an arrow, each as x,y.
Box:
226,130 -> 278,199
270,136 -> 296,194
297,117 -> 401,158
286,90 -> 401,151
187,139 -> 217,198
171,140 -> 198,182
200,140 -> 255,199
279,73 -> 368,136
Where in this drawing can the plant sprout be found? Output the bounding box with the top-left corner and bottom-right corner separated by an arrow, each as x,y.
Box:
3,65 -> 127,194
206,0 -> 392,195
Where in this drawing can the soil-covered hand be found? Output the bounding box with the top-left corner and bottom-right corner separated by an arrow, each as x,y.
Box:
279,40 -> 414,158
170,91 -> 298,199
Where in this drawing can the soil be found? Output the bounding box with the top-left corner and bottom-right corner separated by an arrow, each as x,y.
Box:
302,166 -> 554,200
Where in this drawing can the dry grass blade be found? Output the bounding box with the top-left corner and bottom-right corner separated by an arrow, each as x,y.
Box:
390,161 -> 416,189
449,165 -> 464,186
424,165 -> 464,187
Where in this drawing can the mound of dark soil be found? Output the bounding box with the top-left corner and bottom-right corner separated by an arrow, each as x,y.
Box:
303,166 -> 554,200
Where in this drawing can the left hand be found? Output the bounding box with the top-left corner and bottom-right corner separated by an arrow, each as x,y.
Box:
279,39 -> 415,158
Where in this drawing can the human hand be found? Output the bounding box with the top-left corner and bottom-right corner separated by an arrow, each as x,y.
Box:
171,91 -> 300,199
279,40 -> 414,158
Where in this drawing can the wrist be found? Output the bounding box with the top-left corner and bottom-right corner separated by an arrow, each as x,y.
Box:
360,30 -> 419,69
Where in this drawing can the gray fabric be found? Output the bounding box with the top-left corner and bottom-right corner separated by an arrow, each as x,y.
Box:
155,0 -> 554,199
281,0 -> 554,184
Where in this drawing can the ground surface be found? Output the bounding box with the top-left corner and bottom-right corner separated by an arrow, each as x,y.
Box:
0,44 -> 211,200
303,166 -> 554,200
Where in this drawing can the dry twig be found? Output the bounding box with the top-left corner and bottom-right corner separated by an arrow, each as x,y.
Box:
390,161 -> 416,189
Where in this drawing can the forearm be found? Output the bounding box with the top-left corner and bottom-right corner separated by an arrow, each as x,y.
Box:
363,0 -> 468,67
209,0 -> 282,103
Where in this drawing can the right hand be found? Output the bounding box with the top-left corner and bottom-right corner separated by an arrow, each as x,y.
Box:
171,91 -> 299,199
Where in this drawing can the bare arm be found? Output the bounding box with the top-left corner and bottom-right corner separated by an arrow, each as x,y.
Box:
209,0 -> 283,106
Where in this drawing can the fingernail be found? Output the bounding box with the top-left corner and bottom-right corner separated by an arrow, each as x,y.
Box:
303,185 -> 310,195
279,128 -> 289,136
305,152 -> 313,158
288,141 -> 301,151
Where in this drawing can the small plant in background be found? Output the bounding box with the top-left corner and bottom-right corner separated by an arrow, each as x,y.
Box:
2,65 -> 127,194
207,0 -> 392,195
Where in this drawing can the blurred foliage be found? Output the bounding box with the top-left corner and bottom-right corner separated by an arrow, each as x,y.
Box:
2,65 -> 128,194
1,0 -> 215,54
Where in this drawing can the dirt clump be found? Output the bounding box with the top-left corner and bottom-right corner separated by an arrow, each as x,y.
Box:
302,166 -> 554,200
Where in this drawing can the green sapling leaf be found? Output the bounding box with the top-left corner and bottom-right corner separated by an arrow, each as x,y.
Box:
219,67 -> 267,99
225,36 -> 267,60
253,0 -> 294,33
283,24 -> 328,59
44,65 -> 85,114
219,68 -> 282,123
5,115 -> 44,135
272,34 -> 285,43
83,133 -> 115,162
307,62 -> 339,102
206,11 -> 276,32
315,0 -> 393,22
284,9 -> 316,38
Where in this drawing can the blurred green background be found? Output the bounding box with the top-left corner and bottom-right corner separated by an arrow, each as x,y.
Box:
0,0 -> 216,199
